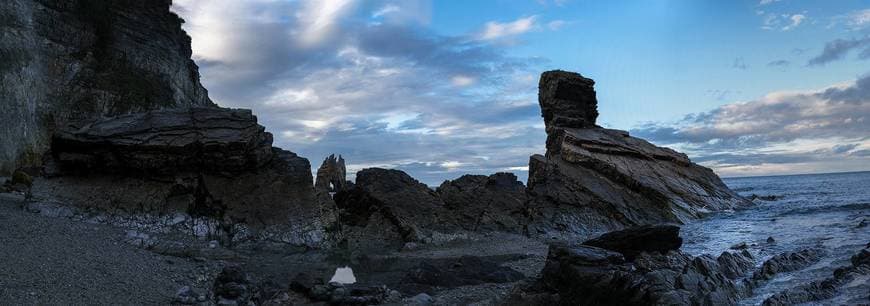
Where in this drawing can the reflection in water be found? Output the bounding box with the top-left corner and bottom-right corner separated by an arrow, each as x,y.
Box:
329,266 -> 357,284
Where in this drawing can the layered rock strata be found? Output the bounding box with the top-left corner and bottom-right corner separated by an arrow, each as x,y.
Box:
37,107 -> 332,246
1,0 -> 213,174
526,70 -> 749,238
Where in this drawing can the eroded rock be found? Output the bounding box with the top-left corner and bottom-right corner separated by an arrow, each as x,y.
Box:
37,107 -> 331,246
334,168 -> 456,249
436,173 -> 528,233
526,70 -> 750,239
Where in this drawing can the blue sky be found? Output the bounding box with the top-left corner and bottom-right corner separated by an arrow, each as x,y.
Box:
171,0 -> 870,185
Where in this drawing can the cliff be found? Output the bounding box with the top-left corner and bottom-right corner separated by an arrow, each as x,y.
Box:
0,0 -> 213,174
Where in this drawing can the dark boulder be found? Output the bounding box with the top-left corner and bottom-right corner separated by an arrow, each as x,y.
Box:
213,266 -> 254,304
525,70 -> 749,239
582,224 -> 683,260
436,172 -> 528,233
507,239 -> 755,306
334,168 -> 455,250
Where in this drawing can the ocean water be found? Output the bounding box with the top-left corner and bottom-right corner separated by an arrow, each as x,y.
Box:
681,171 -> 870,305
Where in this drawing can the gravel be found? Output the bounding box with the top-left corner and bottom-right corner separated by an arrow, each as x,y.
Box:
0,194 -> 205,304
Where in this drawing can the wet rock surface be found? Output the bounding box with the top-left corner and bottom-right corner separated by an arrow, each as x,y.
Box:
526,70 -> 750,239
506,232 -> 757,306
752,248 -> 826,281
762,244 -> 870,305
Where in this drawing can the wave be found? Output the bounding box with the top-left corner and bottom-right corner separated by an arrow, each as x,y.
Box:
776,202 -> 870,217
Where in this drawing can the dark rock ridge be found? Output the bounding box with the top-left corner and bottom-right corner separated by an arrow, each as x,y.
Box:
36,107 -> 334,246
763,244 -> 870,305
1,0 -> 214,174
751,248 -> 825,281
581,224 -> 683,260
526,70 -> 749,238
436,172 -> 528,233
506,234 -> 756,305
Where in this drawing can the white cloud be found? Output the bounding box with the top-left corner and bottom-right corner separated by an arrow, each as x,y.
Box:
848,9 -> 870,28
440,161 -> 466,170
759,0 -> 783,5
296,0 -> 355,46
479,16 -> 538,40
372,4 -> 399,18
782,14 -> 805,31
547,20 -> 567,31
451,75 -> 476,87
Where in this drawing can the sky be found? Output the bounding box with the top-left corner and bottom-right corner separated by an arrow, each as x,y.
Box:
170,0 -> 870,185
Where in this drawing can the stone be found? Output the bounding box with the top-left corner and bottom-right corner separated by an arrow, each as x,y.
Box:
525,70 -> 750,239
34,107 -> 332,246
763,244 -> 870,305
173,286 -> 200,305
505,226 -> 755,306
212,266 -> 252,304
406,293 -> 434,305
752,248 -> 826,281
334,168 -> 455,249
1,0 -> 213,175
436,172 -> 528,233
315,154 -> 347,193
582,224 -> 683,260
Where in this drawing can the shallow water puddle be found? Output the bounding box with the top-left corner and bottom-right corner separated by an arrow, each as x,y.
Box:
329,266 -> 357,284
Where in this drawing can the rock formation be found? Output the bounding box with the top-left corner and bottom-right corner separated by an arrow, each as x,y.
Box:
526,70 -> 749,238
334,168 -> 457,250
436,173 -> 528,233
762,244 -> 870,305
315,154 -> 347,193
581,224 -> 683,260
506,226 -> 756,305
36,107 -> 333,246
1,0 -> 213,175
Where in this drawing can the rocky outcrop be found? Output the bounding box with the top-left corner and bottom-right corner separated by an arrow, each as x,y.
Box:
763,244 -> 870,306
506,226 -> 756,306
1,0 -> 213,175
315,154 -> 347,193
436,173 -> 528,233
334,168 -> 456,250
752,248 -> 825,281
35,107 -> 332,246
581,224 -> 683,260
526,70 -> 749,238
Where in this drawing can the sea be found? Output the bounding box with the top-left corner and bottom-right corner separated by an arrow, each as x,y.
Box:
681,171 -> 870,305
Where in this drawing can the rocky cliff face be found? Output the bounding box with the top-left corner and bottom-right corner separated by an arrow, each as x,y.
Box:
0,0 -> 213,175
37,107 -> 331,246
526,70 -> 749,238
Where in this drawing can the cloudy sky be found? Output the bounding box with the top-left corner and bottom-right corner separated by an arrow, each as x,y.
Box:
171,0 -> 870,185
